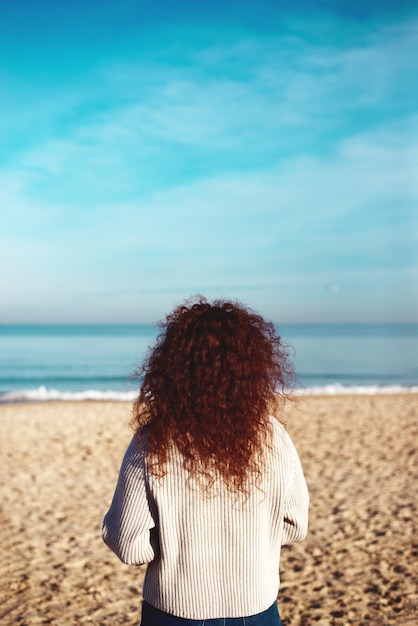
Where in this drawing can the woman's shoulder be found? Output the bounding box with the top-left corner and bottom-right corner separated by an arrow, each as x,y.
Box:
268,414 -> 287,437
123,427 -> 150,465
268,414 -> 298,455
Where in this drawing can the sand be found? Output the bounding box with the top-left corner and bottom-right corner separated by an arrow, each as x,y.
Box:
0,395 -> 417,625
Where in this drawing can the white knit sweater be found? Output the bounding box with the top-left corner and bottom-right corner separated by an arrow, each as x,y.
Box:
102,416 -> 309,619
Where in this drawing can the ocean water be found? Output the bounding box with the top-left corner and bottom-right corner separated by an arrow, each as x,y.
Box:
0,324 -> 417,402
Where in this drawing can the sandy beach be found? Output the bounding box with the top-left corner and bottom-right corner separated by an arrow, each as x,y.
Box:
1,395 -> 417,625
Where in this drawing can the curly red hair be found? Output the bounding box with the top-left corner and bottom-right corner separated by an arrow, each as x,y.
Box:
131,297 -> 295,493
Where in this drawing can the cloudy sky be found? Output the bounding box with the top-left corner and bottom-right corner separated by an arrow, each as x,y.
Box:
1,0 -> 417,323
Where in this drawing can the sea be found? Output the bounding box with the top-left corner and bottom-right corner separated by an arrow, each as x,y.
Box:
0,324 -> 417,402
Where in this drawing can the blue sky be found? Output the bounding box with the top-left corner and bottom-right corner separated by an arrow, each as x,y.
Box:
1,0 -> 417,323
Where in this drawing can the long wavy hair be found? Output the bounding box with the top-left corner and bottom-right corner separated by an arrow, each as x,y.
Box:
131,297 -> 295,493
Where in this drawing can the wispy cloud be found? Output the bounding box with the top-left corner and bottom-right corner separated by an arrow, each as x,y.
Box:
5,13 -> 417,181
3,114 -> 416,278
1,9 -> 417,322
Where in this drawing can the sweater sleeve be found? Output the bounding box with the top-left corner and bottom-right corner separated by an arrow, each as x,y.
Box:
102,434 -> 157,565
281,432 -> 309,546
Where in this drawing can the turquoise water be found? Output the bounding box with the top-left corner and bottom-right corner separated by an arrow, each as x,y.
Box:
0,324 -> 417,401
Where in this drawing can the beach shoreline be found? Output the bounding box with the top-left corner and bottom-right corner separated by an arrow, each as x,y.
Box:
1,395 -> 417,625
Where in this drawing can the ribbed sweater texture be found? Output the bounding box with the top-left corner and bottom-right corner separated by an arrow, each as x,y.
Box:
102,416 -> 309,619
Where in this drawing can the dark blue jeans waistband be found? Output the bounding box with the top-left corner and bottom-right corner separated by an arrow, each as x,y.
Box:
140,601 -> 282,625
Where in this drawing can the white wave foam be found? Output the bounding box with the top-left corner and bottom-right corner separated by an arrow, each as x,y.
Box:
0,386 -> 137,403
295,383 -> 418,395
1,383 -> 417,403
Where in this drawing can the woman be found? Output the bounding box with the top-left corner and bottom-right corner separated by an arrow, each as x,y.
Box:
103,297 -> 309,625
